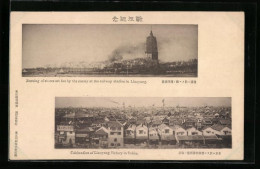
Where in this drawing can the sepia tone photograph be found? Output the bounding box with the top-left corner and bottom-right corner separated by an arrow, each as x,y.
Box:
55,97 -> 231,149
22,24 -> 198,77
9,12 -> 244,160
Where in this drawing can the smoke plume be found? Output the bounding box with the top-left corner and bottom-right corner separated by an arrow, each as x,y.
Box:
108,43 -> 145,62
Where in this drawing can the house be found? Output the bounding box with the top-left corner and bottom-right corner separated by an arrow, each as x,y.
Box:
183,118 -> 196,128
125,124 -> 136,139
172,125 -> 197,144
153,115 -> 165,121
162,117 -> 170,125
75,127 -> 94,145
172,125 -> 186,136
186,127 -> 202,136
202,126 -> 218,136
107,115 -> 117,121
195,116 -> 203,129
211,124 -> 232,147
151,119 -> 162,127
211,124 -> 232,136
91,118 -> 106,129
56,125 -> 75,147
93,127 -> 109,148
202,119 -> 213,126
128,117 -> 137,124
157,124 -> 175,143
211,118 -> 219,124
136,119 -> 146,126
219,119 -> 231,126
136,124 -> 148,141
144,117 -> 152,126
168,116 -> 176,126
202,126 -> 221,144
148,127 -> 159,142
107,121 -> 124,148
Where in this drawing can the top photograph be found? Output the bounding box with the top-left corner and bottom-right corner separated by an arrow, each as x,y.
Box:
22,24 -> 198,77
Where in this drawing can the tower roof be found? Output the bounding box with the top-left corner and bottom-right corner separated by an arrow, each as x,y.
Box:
150,30 -> 153,36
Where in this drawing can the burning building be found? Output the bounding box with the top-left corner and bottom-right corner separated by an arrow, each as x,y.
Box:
145,30 -> 158,60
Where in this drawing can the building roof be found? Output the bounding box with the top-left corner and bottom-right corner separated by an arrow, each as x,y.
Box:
186,127 -> 200,132
63,112 -> 94,119
202,119 -> 212,124
75,112 -> 90,118
149,127 -> 157,132
144,117 -> 151,122
158,123 -> 170,130
136,124 -> 148,130
136,119 -> 145,125
75,134 -> 88,138
63,112 -> 75,118
127,124 -> 136,131
185,118 -> 196,122
169,116 -> 177,121
95,127 -> 109,135
107,121 -> 123,128
76,127 -> 94,133
201,126 -> 212,131
162,117 -> 169,122
219,119 -> 231,125
211,124 -> 226,131
152,119 -> 162,125
171,125 -> 184,131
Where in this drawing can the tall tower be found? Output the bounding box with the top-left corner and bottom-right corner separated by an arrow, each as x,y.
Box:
145,30 -> 158,60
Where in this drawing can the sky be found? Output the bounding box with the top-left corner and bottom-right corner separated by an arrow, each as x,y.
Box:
55,97 -> 231,108
23,24 -> 198,68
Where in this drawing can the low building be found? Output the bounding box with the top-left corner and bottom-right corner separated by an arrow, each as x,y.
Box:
202,126 -> 218,136
219,119 -> 231,126
56,125 -> 75,147
172,125 -> 186,136
211,124 -> 232,136
158,124 -> 175,143
136,124 -> 148,142
93,127 -> 109,148
151,119 -> 162,127
202,119 -> 213,126
124,124 -> 136,144
125,124 -> 136,139
162,117 -> 170,125
75,127 -> 94,146
148,127 -> 159,143
211,124 -> 232,147
183,118 -> 196,128
186,127 -> 202,136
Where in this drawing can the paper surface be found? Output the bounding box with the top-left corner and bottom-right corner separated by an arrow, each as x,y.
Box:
9,12 -> 244,160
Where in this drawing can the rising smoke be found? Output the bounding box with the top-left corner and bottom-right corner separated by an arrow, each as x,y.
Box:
108,43 -> 145,62
107,36 -> 197,63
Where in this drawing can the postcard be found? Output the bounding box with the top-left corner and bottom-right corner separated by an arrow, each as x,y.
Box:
9,12 -> 244,160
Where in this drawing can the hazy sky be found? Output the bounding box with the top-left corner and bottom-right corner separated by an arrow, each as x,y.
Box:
23,24 -> 198,68
55,97 -> 231,108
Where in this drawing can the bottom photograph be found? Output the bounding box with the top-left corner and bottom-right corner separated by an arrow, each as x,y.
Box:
55,97 -> 232,149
